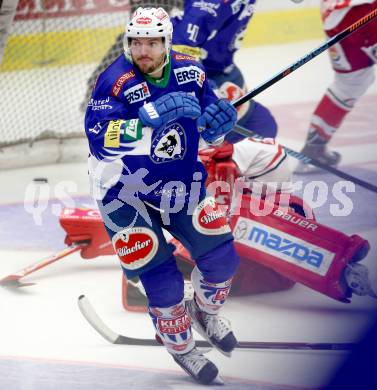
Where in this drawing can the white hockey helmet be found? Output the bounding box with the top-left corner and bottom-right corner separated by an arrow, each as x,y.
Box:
124,7 -> 173,62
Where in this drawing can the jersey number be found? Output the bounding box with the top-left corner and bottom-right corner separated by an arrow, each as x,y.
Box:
187,24 -> 199,43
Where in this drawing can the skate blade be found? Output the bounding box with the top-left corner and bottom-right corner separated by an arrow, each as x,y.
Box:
212,374 -> 224,385
187,306 -> 232,358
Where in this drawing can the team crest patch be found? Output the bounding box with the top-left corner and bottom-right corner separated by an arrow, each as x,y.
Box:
150,123 -> 186,163
192,197 -> 231,235
112,227 -> 158,271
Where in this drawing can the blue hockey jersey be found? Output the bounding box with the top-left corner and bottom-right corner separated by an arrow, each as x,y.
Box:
85,52 -> 218,204
172,0 -> 256,73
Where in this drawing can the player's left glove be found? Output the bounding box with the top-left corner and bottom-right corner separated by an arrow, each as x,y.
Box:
197,99 -> 237,145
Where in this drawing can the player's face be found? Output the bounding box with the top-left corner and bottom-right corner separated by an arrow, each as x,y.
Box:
130,37 -> 166,74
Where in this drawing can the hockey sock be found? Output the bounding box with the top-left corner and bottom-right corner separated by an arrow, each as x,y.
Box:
307,90 -> 351,144
148,300 -> 195,355
191,266 -> 232,315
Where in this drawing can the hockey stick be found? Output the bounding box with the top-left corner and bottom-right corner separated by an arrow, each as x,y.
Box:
232,7 -> 377,108
0,242 -> 88,287
78,295 -> 355,351
234,124 -> 377,194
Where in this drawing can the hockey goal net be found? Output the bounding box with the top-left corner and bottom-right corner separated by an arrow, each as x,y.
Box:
0,0 -> 183,169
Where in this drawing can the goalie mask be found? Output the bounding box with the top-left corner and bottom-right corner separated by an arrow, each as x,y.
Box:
124,7 -> 173,74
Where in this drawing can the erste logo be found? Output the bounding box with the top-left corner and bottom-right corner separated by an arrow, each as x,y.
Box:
124,82 -> 151,104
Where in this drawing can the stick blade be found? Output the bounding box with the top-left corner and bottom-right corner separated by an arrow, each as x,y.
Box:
78,295 -> 120,344
0,274 -> 36,287
0,274 -> 22,284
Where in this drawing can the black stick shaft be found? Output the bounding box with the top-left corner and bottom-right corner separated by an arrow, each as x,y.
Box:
234,124 -> 377,194
79,295 -> 355,352
114,335 -> 354,351
236,341 -> 354,351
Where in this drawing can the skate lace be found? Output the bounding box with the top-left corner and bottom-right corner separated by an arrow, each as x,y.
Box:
180,348 -> 209,374
205,315 -> 231,340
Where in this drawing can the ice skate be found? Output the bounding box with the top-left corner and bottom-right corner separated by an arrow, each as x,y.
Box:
186,298 -> 238,357
294,143 -> 341,174
171,347 -> 220,385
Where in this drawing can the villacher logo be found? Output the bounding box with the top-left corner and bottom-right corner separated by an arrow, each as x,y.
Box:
113,227 -> 158,270
193,197 -> 231,235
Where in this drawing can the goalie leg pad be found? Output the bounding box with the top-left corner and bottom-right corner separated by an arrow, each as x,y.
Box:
230,194 -> 370,302
230,259 -> 295,296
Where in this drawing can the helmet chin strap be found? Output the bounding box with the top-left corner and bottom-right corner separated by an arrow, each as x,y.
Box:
146,53 -> 169,77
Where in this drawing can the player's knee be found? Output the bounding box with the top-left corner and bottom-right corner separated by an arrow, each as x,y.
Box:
331,67 -> 375,105
139,256 -> 184,307
196,240 -> 240,283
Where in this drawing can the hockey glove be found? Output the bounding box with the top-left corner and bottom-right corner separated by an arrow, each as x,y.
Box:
197,99 -> 237,145
138,92 -> 201,129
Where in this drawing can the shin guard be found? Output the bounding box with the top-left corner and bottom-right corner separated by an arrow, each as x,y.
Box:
191,266 -> 232,314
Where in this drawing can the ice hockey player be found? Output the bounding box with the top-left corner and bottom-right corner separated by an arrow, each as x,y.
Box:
296,0 -> 377,173
85,7 -> 241,385
188,136 -> 297,296
81,0 -> 278,143
171,0 -> 278,143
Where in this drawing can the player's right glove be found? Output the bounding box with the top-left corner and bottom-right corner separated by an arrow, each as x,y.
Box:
197,99 -> 237,144
138,92 -> 201,129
